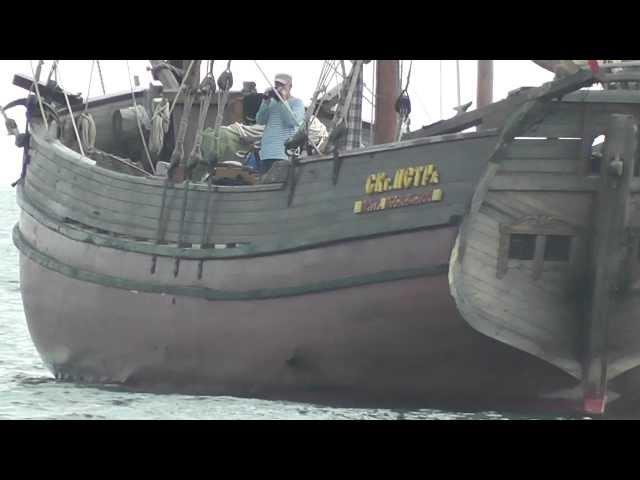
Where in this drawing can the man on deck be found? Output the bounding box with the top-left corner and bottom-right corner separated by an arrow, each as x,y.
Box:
255,73 -> 305,174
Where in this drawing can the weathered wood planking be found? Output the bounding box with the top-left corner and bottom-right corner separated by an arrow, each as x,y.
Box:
505,138 -> 582,160
24,171 -> 468,249
33,131 -> 497,197
491,174 -> 599,192
459,229 -> 579,346
500,160 -> 578,174
485,191 -> 594,226
24,129 -> 497,250
26,157 -> 475,230
464,269 -> 575,338
446,96 -> 616,376
29,140 -> 491,211
500,137 -> 583,174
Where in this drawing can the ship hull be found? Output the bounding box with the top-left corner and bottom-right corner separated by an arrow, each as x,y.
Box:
16,209 -> 579,410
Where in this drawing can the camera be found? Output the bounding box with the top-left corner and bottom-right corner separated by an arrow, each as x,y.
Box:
263,88 -> 281,101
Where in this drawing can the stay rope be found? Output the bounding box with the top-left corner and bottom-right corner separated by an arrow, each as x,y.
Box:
29,60 -> 49,132
78,61 -> 97,152
56,62 -> 85,158
125,60 -> 155,174
395,60 -> 413,140
199,61 -> 233,257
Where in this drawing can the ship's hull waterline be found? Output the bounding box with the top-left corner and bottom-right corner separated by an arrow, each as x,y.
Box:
16,217 -> 579,409
13,124 -> 582,409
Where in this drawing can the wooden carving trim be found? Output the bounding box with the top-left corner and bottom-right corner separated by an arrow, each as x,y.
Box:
532,235 -> 547,281
496,225 -> 510,279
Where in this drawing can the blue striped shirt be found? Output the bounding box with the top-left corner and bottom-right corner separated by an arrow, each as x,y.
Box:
256,97 -> 305,160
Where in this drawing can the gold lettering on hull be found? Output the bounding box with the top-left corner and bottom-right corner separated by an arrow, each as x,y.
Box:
364,164 -> 440,195
354,163 -> 444,215
354,189 -> 444,214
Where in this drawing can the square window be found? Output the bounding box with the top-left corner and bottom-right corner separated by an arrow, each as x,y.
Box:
544,235 -> 571,261
508,234 -> 536,260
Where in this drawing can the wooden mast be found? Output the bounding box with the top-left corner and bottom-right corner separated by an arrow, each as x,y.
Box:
476,60 -> 493,110
149,60 -> 180,89
373,60 -> 399,145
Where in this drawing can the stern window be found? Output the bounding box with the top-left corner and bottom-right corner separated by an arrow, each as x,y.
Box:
544,235 -> 572,261
508,234 -> 536,260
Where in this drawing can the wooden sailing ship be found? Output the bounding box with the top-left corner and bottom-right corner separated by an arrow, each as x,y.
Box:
6,59 -> 640,414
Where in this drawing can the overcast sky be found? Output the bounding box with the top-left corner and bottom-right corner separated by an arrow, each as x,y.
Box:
0,60 -> 555,183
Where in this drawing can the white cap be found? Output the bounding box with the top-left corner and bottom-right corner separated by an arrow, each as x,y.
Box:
274,73 -> 292,86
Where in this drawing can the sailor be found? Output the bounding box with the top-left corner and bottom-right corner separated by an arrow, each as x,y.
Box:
255,73 -> 304,174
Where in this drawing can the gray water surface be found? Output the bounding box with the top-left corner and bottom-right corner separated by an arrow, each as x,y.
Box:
0,185 -> 572,420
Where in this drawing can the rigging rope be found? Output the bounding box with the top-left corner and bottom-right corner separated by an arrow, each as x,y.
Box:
148,99 -> 170,157
56,62 -> 85,158
306,60 -> 337,120
167,87 -> 196,177
210,60 -> 233,162
395,60 -> 412,140
78,113 -> 96,152
76,112 -> 95,150
152,58 -> 198,256
83,61 -> 95,115
148,59 -> 179,158
77,61 -> 97,152
96,60 -> 106,95
187,62 -> 217,176
325,61 -> 376,106
285,61 -> 335,156
46,60 -> 58,86
456,60 -> 461,109
371,60 -> 375,139
253,60 -> 302,127
29,60 -> 49,132
253,60 -> 322,154
169,60 -> 196,117
153,84 -> 196,269
199,61 -> 234,258
439,60 -> 443,118
125,60 -> 155,174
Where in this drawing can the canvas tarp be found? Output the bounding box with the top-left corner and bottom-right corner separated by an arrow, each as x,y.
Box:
201,118 -> 328,164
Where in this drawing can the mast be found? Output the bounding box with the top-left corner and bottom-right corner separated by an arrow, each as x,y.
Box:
169,60 -> 201,87
373,60 -> 399,144
476,60 -> 493,110
149,60 -> 180,89
149,60 -> 201,90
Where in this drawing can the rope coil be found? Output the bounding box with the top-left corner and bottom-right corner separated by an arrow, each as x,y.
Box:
149,100 -> 170,157
125,60 -> 155,174
77,112 -> 96,152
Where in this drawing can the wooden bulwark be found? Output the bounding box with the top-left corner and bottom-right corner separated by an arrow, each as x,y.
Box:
23,129 -> 498,254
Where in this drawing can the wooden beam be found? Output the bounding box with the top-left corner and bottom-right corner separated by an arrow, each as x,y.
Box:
374,60 -> 399,144
406,68 -> 596,140
476,60 -> 493,111
582,114 -> 637,414
149,60 -> 180,89
12,73 -> 83,106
